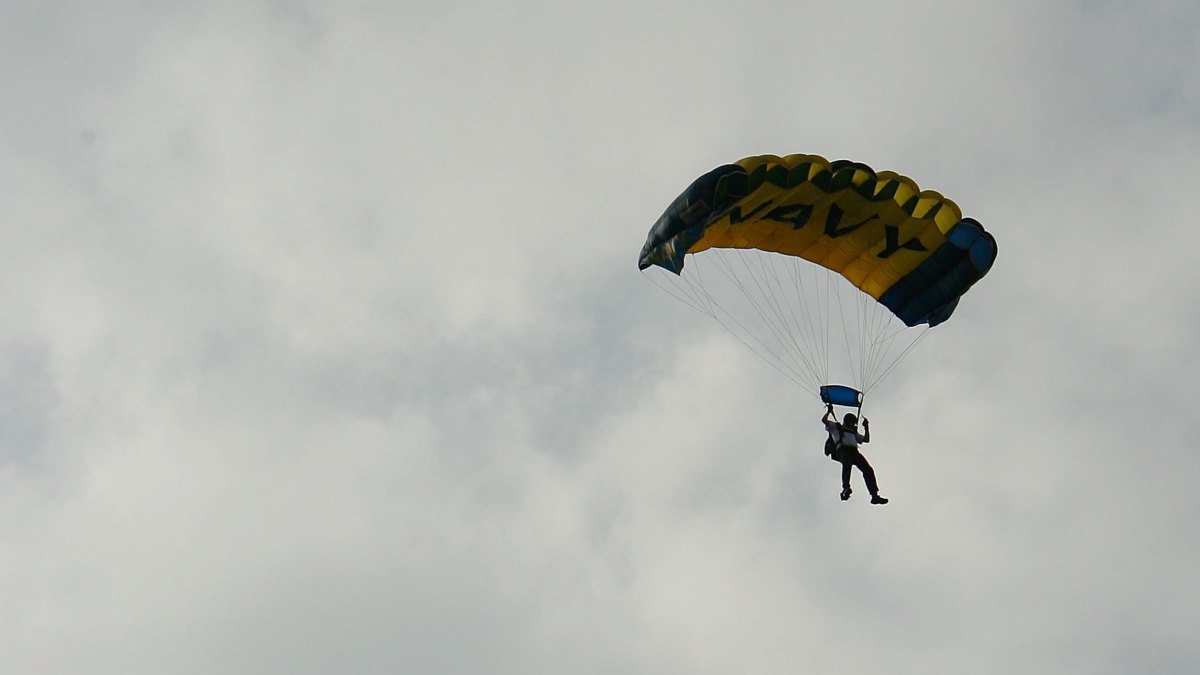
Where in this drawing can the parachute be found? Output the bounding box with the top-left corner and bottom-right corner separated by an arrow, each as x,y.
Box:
639,153 -> 997,405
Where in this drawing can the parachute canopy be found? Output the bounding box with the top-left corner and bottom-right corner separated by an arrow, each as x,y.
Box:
638,154 -> 996,328
639,153 -> 997,399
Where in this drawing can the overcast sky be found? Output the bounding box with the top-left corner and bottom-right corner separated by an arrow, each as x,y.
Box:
2,1 -> 1198,673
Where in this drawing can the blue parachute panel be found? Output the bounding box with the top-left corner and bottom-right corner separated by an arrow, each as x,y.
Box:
820,385 -> 863,407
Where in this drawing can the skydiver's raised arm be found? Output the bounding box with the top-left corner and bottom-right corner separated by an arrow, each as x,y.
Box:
822,404 -> 836,427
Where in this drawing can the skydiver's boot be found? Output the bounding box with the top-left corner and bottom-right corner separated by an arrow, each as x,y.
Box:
840,487 -> 852,501
870,493 -> 889,505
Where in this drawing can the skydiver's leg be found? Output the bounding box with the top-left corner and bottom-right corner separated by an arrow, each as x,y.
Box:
839,460 -> 852,500
854,453 -> 879,496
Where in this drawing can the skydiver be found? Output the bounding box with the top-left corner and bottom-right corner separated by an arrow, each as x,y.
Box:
823,404 -> 888,504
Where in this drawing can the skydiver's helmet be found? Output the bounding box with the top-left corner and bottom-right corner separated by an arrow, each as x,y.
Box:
843,413 -> 857,427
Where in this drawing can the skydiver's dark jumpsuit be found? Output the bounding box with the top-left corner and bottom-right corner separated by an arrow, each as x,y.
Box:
826,422 -> 880,496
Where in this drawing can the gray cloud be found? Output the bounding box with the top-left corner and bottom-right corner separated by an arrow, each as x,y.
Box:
1,1 -> 1198,673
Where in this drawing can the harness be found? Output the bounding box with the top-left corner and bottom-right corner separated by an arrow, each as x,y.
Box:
824,424 -> 860,461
